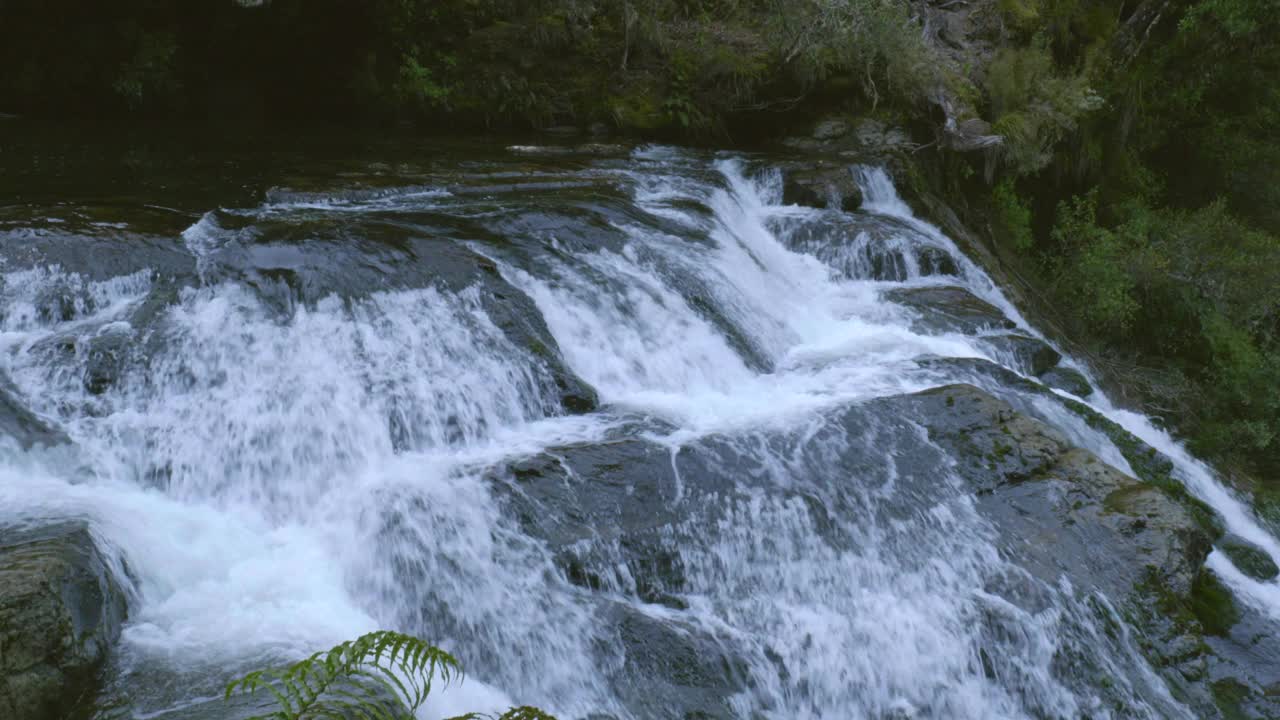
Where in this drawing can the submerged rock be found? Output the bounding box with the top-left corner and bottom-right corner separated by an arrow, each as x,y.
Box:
1219,534 -> 1279,581
608,604 -> 745,720
979,333 -> 1061,376
1038,366 -> 1093,397
884,285 -> 1016,335
0,384 -> 68,450
0,523 -> 129,720
82,322 -> 135,396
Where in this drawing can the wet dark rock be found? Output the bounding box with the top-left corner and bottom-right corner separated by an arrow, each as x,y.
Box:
487,376 -> 1255,718
896,383 -> 1280,719
979,333 -> 1061,376
0,384 -> 68,449
1038,366 -> 1093,397
884,285 -> 1016,334
781,178 -> 824,209
490,437 -> 754,717
0,211 -> 197,284
916,356 -> 1225,539
0,522 -> 129,720
608,605 -> 745,720
83,323 -> 134,395
912,246 -> 962,278
493,435 -> 716,566
1219,534 -> 1279,581
782,167 -> 862,212
33,281 -> 90,324
776,213 -> 961,282
901,384 -> 1212,596
477,277 -> 599,415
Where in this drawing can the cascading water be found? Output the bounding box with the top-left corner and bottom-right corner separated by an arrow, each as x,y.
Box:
0,144 -> 1276,719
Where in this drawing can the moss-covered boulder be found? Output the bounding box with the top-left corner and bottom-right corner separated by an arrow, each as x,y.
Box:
0,523 -> 129,720
1219,534 -> 1279,581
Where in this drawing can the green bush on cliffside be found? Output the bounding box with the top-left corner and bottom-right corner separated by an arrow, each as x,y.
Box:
974,0 -> 1280,487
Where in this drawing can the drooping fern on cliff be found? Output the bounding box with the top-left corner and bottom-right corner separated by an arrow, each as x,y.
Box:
225,630 -> 557,720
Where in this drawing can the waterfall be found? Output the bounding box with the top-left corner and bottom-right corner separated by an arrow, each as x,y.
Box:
0,145 -> 1273,719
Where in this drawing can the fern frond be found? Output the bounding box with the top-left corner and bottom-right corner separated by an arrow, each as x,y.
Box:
226,630 -> 464,720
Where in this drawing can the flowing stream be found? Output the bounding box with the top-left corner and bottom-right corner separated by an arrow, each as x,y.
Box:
0,143 -> 1276,719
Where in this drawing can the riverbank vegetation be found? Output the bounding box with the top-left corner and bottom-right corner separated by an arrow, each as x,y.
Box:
970,0 -> 1280,497
1,0 -> 1276,492
0,0 -> 935,136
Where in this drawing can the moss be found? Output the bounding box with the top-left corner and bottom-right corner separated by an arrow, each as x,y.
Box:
1211,678 -> 1252,720
1189,570 -> 1240,637
1053,393 -> 1225,541
1102,485 -> 1147,515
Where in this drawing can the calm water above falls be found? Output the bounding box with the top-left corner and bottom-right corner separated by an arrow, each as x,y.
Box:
0,142 -> 1276,719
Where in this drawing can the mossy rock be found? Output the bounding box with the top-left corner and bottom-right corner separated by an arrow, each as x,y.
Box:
0,523 -> 129,720
917,356 -> 1226,542
1188,569 -> 1240,637
1211,678 -> 1253,720
1219,534 -> 1279,581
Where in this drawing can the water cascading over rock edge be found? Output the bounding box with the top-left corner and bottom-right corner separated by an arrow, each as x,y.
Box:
0,144 -> 1277,720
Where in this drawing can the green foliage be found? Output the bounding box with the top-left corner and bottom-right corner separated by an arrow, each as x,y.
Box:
992,179 -> 1033,251
1035,189 -> 1280,475
973,0 -> 1280,488
1048,192 -> 1138,334
983,41 -> 1103,174
0,0 -> 941,133
112,30 -> 179,108
225,630 -> 558,720
226,631 -> 463,720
